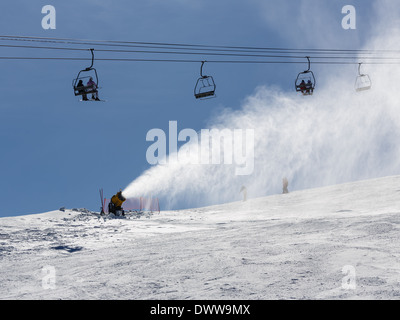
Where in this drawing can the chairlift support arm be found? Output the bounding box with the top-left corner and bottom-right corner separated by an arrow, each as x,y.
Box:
200,60 -> 207,78
305,56 -> 311,72
85,48 -> 95,71
358,62 -> 364,76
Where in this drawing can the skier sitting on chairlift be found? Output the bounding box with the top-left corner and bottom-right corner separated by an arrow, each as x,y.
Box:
76,80 -> 88,101
299,80 -> 306,94
306,80 -> 313,94
87,77 -> 100,101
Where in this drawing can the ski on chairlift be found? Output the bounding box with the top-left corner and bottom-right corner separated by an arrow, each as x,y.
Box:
72,49 -> 104,102
295,56 -> 316,96
355,63 -> 372,92
194,61 -> 216,100
79,98 -> 106,102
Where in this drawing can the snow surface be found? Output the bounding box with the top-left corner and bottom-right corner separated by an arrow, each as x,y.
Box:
1,176 -> 400,300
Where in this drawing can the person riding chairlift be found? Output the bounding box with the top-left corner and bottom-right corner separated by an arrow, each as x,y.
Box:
299,80 -> 306,94
306,80 -> 313,94
87,77 -> 100,101
76,79 -> 88,101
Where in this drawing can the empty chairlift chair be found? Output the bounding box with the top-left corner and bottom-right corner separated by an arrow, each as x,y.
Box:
194,61 -> 216,100
355,63 -> 372,92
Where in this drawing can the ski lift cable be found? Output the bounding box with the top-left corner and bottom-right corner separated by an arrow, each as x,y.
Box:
1,56 -> 400,65
2,36 -> 348,54
2,35 -> 400,56
1,36 -> 396,56
0,34 -> 399,53
2,43 -> 400,62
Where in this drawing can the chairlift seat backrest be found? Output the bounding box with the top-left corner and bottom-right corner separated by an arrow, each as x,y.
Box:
194,75 -> 216,99
355,74 -> 372,92
73,84 -> 98,96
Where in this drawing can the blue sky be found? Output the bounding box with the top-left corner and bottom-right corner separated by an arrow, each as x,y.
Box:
0,0 -> 378,216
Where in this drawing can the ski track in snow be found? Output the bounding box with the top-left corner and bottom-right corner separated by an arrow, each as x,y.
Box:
1,176 -> 400,299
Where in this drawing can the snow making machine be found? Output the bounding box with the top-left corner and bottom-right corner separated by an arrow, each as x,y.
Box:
108,190 -> 127,216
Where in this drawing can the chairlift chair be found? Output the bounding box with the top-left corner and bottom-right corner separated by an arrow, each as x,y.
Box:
194,61 -> 216,99
295,56 -> 316,96
355,63 -> 372,92
72,49 -> 101,100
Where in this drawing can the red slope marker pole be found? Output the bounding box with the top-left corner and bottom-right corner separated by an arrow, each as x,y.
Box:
99,188 -> 105,214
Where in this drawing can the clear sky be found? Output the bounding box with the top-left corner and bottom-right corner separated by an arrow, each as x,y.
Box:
0,0 -> 386,217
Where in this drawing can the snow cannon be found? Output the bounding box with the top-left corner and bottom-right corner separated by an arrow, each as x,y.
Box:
108,190 -> 126,216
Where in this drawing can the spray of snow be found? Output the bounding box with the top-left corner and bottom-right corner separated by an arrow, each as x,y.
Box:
123,1 -> 400,209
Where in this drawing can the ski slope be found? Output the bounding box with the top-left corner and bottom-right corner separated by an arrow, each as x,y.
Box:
1,175 -> 400,300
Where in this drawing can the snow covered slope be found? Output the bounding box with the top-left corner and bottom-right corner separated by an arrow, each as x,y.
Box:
1,175 -> 400,300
